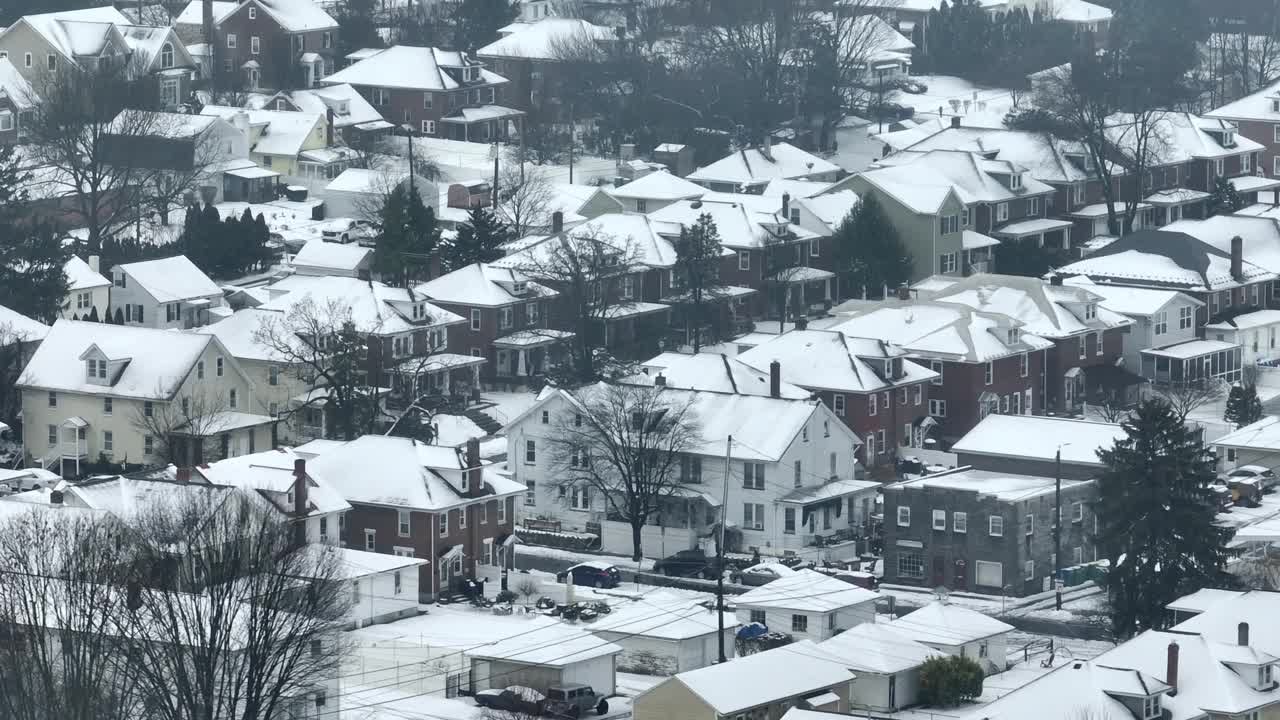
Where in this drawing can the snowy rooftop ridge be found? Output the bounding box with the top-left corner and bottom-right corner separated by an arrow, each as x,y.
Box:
688,142 -> 840,187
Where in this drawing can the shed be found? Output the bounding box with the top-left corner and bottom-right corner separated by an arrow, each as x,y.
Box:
323,169 -> 438,221
819,622 -> 944,711
465,625 -> 621,697
291,238 -> 372,279
733,568 -> 878,642
889,600 -> 1014,674
587,596 -> 738,674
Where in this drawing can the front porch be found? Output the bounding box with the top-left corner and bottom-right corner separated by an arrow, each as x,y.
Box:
769,266 -> 835,319
962,230 -> 999,275
993,217 -> 1073,249
440,106 -> 524,143
389,353 -> 488,408
1145,188 -> 1210,226
40,416 -> 88,478
491,329 -> 574,386
599,302 -> 671,359
776,478 -> 880,562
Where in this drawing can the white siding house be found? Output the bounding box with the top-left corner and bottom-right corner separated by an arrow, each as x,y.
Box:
819,622 -> 944,712
110,255 -> 227,329
734,569 -> 879,643
61,255 -> 112,321
889,601 -> 1015,675
332,547 -> 427,628
1064,279 -> 1205,371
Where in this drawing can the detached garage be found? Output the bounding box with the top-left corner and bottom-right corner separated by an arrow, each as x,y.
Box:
466,626 -> 621,697
587,596 -> 738,675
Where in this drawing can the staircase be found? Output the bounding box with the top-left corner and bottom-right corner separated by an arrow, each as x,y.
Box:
464,408 -> 504,436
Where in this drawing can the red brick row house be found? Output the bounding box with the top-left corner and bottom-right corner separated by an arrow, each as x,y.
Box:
736,330 -> 938,472
178,0 -> 340,91
323,45 -> 524,142
305,435 -> 525,601
475,18 -> 614,123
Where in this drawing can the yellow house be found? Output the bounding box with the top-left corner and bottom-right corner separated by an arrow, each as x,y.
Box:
200,105 -> 329,179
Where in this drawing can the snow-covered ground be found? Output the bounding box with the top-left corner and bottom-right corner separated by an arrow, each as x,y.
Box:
478,390 -> 539,427
888,74 -> 1019,121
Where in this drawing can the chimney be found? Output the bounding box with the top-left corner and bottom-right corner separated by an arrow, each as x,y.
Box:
762,134 -> 773,161
896,283 -> 911,301
769,360 -> 781,399
466,437 -> 480,469
202,0 -> 215,77
951,115 -> 961,129
1049,274 -> 1063,286
654,373 -> 666,387
1231,235 -> 1244,281
1166,641 -> 1180,695
465,437 -> 481,497
176,466 -> 191,484
49,490 -> 63,505
781,192 -> 791,222
326,107 -> 334,146
551,210 -> 563,233
1239,621 -> 1250,647
88,254 -> 100,273
293,458 -> 308,517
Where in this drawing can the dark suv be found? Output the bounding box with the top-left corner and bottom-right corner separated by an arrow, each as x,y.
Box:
556,562 -> 621,588
654,549 -> 726,579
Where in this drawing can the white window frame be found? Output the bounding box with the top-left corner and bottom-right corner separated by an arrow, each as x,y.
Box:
1024,560 -> 1035,580
364,529 -> 375,551
738,250 -> 750,270
929,399 -> 946,417
897,506 -> 911,527
932,509 -> 946,530
989,515 -> 1004,536
953,511 -> 967,533
833,393 -> 845,416
996,202 -> 1009,222
984,361 -> 994,385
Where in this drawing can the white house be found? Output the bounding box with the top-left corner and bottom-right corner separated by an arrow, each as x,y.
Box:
1212,415 -> 1280,472
322,546 -> 427,629
819,622 -> 944,712
1206,309 -> 1280,366
587,594 -> 738,675
889,600 -> 1015,674
109,255 -> 227,329
1063,277 -> 1204,372
608,170 -> 707,213
290,238 -> 373,279
61,255 -> 112,321
465,624 -> 622,696
734,569 -> 878,643
323,168 -> 438,221
505,376 -> 868,561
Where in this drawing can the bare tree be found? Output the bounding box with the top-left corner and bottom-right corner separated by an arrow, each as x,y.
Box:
547,383 -> 700,561
131,384 -> 232,466
1151,380 -> 1225,423
119,490 -> 352,720
0,323 -> 43,425
1234,548 -> 1280,590
497,165 -> 555,239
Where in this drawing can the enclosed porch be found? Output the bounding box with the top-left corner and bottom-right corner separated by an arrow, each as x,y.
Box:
776,478 -> 881,562
389,353 -> 487,408
440,107 -> 524,143
598,302 -> 671,359
993,217 -> 1073,250
1140,339 -> 1243,385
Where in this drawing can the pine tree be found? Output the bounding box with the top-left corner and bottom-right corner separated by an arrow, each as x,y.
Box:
1224,382 -> 1264,429
451,0 -> 518,52
376,184 -> 440,286
1095,399 -> 1236,638
833,195 -> 913,299
672,212 -> 726,352
1209,177 -> 1243,216
0,145 -> 70,323
443,206 -> 510,273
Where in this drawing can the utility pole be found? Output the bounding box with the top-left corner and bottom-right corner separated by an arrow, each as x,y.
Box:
568,102 -> 575,184
717,435 -> 732,663
492,141 -> 500,210
1054,445 -> 1063,610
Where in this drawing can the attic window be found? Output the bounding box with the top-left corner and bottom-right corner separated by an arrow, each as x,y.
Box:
1224,131 -> 1236,147
463,66 -> 476,82
1084,303 -> 1096,320
1006,328 -> 1019,345
1009,173 -> 1022,190
512,281 -> 527,294
1141,695 -> 1161,720
86,359 -> 107,381
1273,99 -> 1280,113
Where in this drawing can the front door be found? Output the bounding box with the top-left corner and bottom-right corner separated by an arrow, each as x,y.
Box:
932,556 -> 946,587
953,558 -> 968,591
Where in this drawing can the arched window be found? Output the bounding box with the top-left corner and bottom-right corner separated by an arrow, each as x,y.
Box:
160,42 -> 173,68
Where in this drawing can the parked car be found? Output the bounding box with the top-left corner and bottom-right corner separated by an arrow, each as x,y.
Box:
1224,465 -> 1276,493
544,683 -> 608,717
735,562 -> 796,586
474,685 -> 545,714
321,219 -> 377,244
1209,483 -> 1234,512
555,561 -> 621,588
1212,476 -> 1262,507
654,549 -> 726,579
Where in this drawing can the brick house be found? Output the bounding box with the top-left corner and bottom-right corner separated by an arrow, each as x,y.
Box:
322,45 -> 523,142
831,299 -> 1054,443
951,414 -> 1128,481
476,18 -> 614,123
416,263 -> 567,386
882,467 -> 1098,596
200,0 -> 339,91
921,274 -> 1135,413
1207,78 -> 1280,179
736,329 -> 937,471
304,435 -> 525,601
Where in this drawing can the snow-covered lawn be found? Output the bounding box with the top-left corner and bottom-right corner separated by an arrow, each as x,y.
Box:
888,74 -> 1019,119
517,543 -> 657,572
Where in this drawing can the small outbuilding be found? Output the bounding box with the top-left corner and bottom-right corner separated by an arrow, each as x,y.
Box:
465,625 -> 621,697
819,622 -> 944,711
889,600 -> 1015,674
734,568 -> 879,642
586,595 -> 738,675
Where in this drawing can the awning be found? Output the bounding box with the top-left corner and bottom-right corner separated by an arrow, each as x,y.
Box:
353,120 -> 394,131
806,692 -> 841,709
962,230 -> 1001,250
441,105 -> 526,124
768,266 -> 836,283
778,477 -> 879,506
663,285 -> 757,304
993,217 -> 1073,237
601,302 -> 670,320
1145,188 -> 1211,205
1230,175 -> 1280,193
60,416 -> 88,428
1064,366 -> 1084,379
299,52 -> 322,64
670,485 -> 723,506
241,59 -> 260,69
493,329 -> 574,348
394,352 -> 486,373
439,543 -> 463,562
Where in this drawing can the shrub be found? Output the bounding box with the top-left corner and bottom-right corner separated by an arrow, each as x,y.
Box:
919,655 -> 984,707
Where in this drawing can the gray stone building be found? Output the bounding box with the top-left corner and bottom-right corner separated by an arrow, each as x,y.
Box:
882,468 -> 1097,597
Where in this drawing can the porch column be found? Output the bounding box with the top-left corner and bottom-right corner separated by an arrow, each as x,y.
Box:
1037,233 -> 1044,248
825,277 -> 832,302
472,363 -> 481,386
516,349 -> 528,377
441,370 -> 450,395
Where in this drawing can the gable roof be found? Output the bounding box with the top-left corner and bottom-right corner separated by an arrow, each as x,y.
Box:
292,238 -> 371,272
1062,276 -> 1204,317
254,83 -> 381,129
647,195 -> 815,250
951,414 -> 1126,467
884,126 -> 1096,185
17,320 -> 214,399
0,304 -> 50,343
0,57 -> 35,109
260,275 -> 464,336
608,170 -> 707,201
1171,590 -> 1280,657
656,641 -> 853,715
191,447 -> 349,517
1165,215 -> 1280,275
1056,229 -> 1276,292
118,24 -> 187,70
852,149 -> 1055,209
194,307 -> 284,363
476,18 -> 614,60
1207,77 -> 1280,123
929,273 -> 1132,338
890,600 -> 1014,645
588,595 -> 737,640
322,45 -> 506,91
689,142 -> 841,187
8,6 -> 132,61
494,213 -> 680,270
737,330 -> 937,394
819,621 -> 944,674
830,301 -> 1054,362
64,255 -> 109,291
115,255 -> 221,303
245,0 -> 338,32
416,263 -> 553,307
174,0 -> 238,25
630,351 -> 812,398
735,568 -> 878,612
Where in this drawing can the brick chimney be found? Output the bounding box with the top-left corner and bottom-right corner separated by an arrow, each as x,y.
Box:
1049,274 -> 1063,286
551,210 -> 563,233
769,360 -> 781,399
49,490 -> 63,506
293,458 -> 308,547
654,373 -> 666,387
1239,621 -> 1250,646
1231,235 -> 1244,281
465,438 -> 482,497
781,192 -> 791,222
1167,641 -> 1179,696
326,107 -> 335,146
176,466 -> 191,483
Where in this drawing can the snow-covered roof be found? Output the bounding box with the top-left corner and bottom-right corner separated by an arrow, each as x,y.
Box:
657,641 -> 853,715
951,414 -> 1125,467
819,622 -> 943,674
1208,76 -> 1280,123
1050,0 -> 1113,23
248,0 -> 338,32
0,304 -> 50,343
0,57 -> 35,109
1056,229 -> 1277,292
1143,338 -> 1239,359
323,45 -> 505,91
589,596 -> 737,640
174,0 -> 237,25
192,447 -> 349,517
829,301 -> 1055,363
763,178 -> 833,199
886,126 -> 1097,184
17,320 -> 217,399
495,213 -> 680,270
777,477 -> 880,505
115,255 -> 221,303
973,659 -> 1168,720
416,263 -> 553,307
929,273 -> 1132,339
194,308 -> 284,363
1062,276 -> 1203,317
309,545 -> 427,579
801,191 -> 859,231
1206,308 -> 1280,332
629,352 -> 811,398
306,435 -> 526,511
292,238 -> 371,272
466,622 -> 621,665
64,255 -> 109,292
62,475 -> 225,519
1165,215 -> 1280,275
476,17 -> 614,59
1110,112 -> 1262,162
891,600 -> 1015,646
737,330 -> 936,394
1166,588 -> 1245,616
852,149 -> 1055,211
261,275 -> 464,336
608,171 -> 707,201
689,143 -> 841,187
735,568 -> 878,612
891,467 -> 1094,503
7,6 -> 131,60
253,84 -> 382,129
647,195 -> 814,251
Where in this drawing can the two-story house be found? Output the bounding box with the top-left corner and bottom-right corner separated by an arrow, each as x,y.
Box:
16,320 -> 271,476
830,300 -> 1054,442
506,374 -> 874,562
0,57 -> 34,144
923,274 -> 1134,413
1207,77 -> 1280,178
686,141 -> 843,194
302,435 -> 525,601
608,170 -> 707,214
200,0 -> 340,90
60,255 -> 111,321
322,45 -> 523,142
254,82 -> 387,149
736,329 -> 937,471
1063,277 -> 1205,372
475,18 -> 614,122
416,263 -> 564,386
110,255 -> 227,329
882,466 -> 1098,596
200,105 -> 333,179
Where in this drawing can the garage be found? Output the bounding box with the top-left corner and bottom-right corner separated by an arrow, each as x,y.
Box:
465,625 -> 622,697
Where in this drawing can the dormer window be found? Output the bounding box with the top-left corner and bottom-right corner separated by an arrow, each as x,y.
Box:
1006,328 -> 1019,345
1260,664 -> 1274,687
1009,173 -> 1022,190
463,66 -> 476,82
86,359 -> 107,382
512,281 -> 527,295
1141,695 -> 1161,720
1224,131 -> 1236,147
1084,303 -> 1097,320
461,468 -> 470,492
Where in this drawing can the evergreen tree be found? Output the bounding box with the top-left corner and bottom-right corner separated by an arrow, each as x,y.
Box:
1095,399 -> 1237,638
451,0 -> 518,52
443,206 -> 511,273
0,145 -> 71,323
672,213 -> 726,352
1209,176 -> 1244,216
253,213 -> 273,272
1224,382 -> 1264,429
832,195 -> 913,299
376,184 -> 440,286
